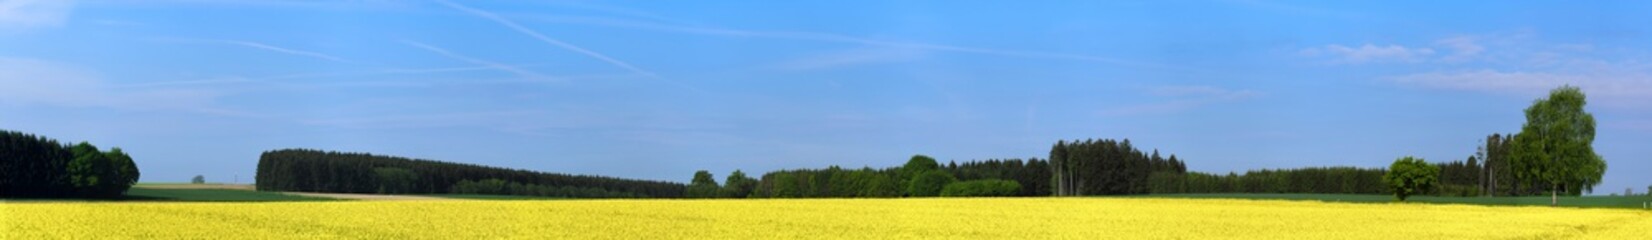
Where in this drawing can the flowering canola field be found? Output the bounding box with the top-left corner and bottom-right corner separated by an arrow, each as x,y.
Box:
4,198 -> 1649,239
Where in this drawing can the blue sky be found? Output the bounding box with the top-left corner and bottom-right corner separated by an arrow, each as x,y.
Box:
2,1 -> 1649,194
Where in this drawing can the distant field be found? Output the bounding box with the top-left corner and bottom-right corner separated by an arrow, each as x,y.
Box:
0,184 -> 331,202
120,183 -> 459,201
124,188 -> 334,202
132,183 -> 256,191
1138,193 -> 1652,209
4,198 -> 1649,239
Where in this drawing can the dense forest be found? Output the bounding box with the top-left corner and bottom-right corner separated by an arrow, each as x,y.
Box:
1149,167 -> 1390,195
255,149 -> 684,198
713,157 -> 1054,198
1050,139 -> 1186,195
690,133 -> 1596,199
1,130 -> 140,199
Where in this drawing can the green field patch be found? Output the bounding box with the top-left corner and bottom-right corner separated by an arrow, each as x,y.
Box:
124,188 -> 336,202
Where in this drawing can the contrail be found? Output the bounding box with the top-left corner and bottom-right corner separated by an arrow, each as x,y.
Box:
402,40 -> 550,80
436,0 -> 657,78
224,40 -> 355,64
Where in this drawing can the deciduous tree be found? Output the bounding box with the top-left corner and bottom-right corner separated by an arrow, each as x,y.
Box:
1385,156 -> 1439,202
1507,86 -> 1606,205
686,170 -> 720,198
721,170 -> 757,198
906,170 -> 955,197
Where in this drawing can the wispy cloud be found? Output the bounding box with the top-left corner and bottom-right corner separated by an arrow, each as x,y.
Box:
0,57 -> 238,114
1301,35 -> 1502,64
116,63 -> 626,89
302,110 -> 545,130
512,12 -> 1188,71
1388,68 -> 1652,108
771,47 -> 926,71
1103,85 -> 1261,116
1299,44 -> 1435,64
0,0 -> 73,30
401,40 -> 550,81
223,40 -> 353,64
1379,33 -> 1652,109
160,38 -> 355,64
82,0 -> 409,10
436,0 -> 656,78
1434,36 -> 1485,62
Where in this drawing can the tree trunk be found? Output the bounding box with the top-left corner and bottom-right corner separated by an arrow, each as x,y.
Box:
1551,185 -> 1558,206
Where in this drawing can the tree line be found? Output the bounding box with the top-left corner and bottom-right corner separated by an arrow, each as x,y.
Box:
943,158 -> 1052,196
448,179 -> 646,198
1,130 -> 140,199
1050,139 -> 1186,195
1347,86 -> 1607,203
687,155 -> 1050,198
693,139 -> 1392,198
254,149 -> 684,198
1148,167 -> 1390,195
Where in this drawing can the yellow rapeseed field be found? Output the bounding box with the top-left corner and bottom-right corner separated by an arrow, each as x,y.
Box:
4,198 -> 1649,239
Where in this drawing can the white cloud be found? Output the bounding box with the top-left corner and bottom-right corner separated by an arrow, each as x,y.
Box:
1376,32 -> 1652,109
1302,34 -> 1536,65
1300,44 -> 1434,63
1434,36 -> 1485,62
1388,68 -> 1652,108
0,0 -> 73,30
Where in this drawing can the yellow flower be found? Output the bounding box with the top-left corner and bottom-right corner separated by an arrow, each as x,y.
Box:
3,198 -> 1648,239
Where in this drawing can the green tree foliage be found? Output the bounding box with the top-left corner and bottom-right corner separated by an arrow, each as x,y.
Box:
686,170 -> 720,198
1477,133 -> 1539,196
1432,158 -> 1481,197
256,149 -> 683,198
106,148 -> 139,193
449,179 -> 639,198
940,179 -> 1021,197
192,175 -> 206,184
1149,167 -> 1389,194
1,130 -> 75,198
1049,139 -> 1186,196
858,173 -> 903,197
1,130 -> 138,199
720,170 -> 758,198
944,158 -> 1052,196
373,167 -> 418,194
906,170 -> 956,197
1506,86 -> 1607,205
747,156 -> 1051,198
1385,156 -> 1440,202
752,166 -> 905,198
67,142 -> 114,197
900,155 -> 939,183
